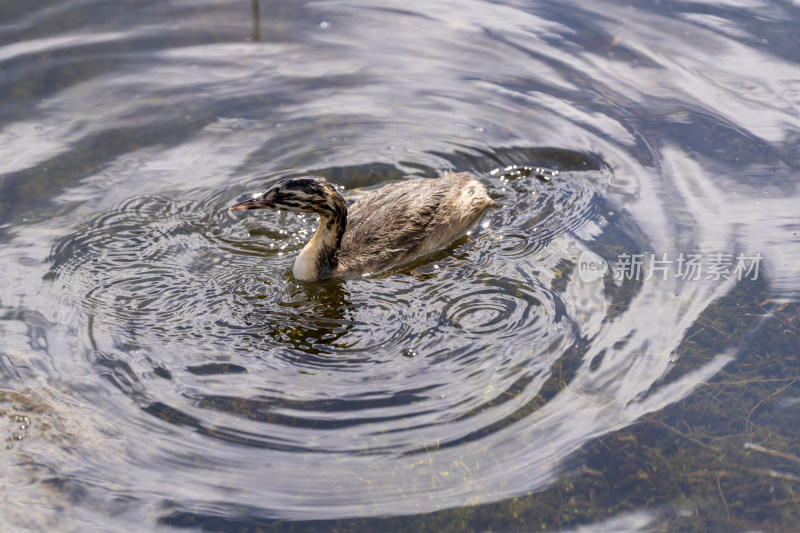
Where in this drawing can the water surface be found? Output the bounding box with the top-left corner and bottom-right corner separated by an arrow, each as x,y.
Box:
1,0 -> 799,531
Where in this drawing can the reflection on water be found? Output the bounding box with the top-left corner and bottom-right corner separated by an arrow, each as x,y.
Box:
48,152 -> 607,468
1,0 -> 799,530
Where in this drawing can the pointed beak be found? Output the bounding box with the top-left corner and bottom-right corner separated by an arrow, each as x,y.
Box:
229,197 -> 274,211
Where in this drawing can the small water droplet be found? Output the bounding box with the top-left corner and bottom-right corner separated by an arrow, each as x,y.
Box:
320,21 -> 329,29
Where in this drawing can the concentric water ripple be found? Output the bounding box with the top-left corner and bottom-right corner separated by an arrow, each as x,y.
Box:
2,0 -> 797,528
48,157 -> 610,465
439,279 -> 545,339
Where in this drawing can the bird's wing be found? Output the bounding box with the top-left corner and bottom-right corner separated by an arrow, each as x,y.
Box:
337,177 -> 454,272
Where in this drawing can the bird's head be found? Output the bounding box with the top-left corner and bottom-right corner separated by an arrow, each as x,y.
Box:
229,176 -> 342,215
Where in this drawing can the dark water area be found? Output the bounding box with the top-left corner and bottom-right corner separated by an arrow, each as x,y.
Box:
1,0 -> 799,531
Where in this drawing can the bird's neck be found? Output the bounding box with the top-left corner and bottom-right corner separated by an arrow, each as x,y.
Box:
293,196 -> 347,281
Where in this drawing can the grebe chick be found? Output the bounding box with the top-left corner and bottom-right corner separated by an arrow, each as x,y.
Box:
229,171 -> 492,281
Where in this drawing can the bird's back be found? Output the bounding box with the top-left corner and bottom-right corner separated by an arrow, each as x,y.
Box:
337,172 -> 491,275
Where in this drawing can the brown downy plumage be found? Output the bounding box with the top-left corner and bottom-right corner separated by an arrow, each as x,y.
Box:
229,171 -> 492,281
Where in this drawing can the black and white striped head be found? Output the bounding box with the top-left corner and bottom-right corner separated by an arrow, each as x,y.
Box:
229,176 -> 342,215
